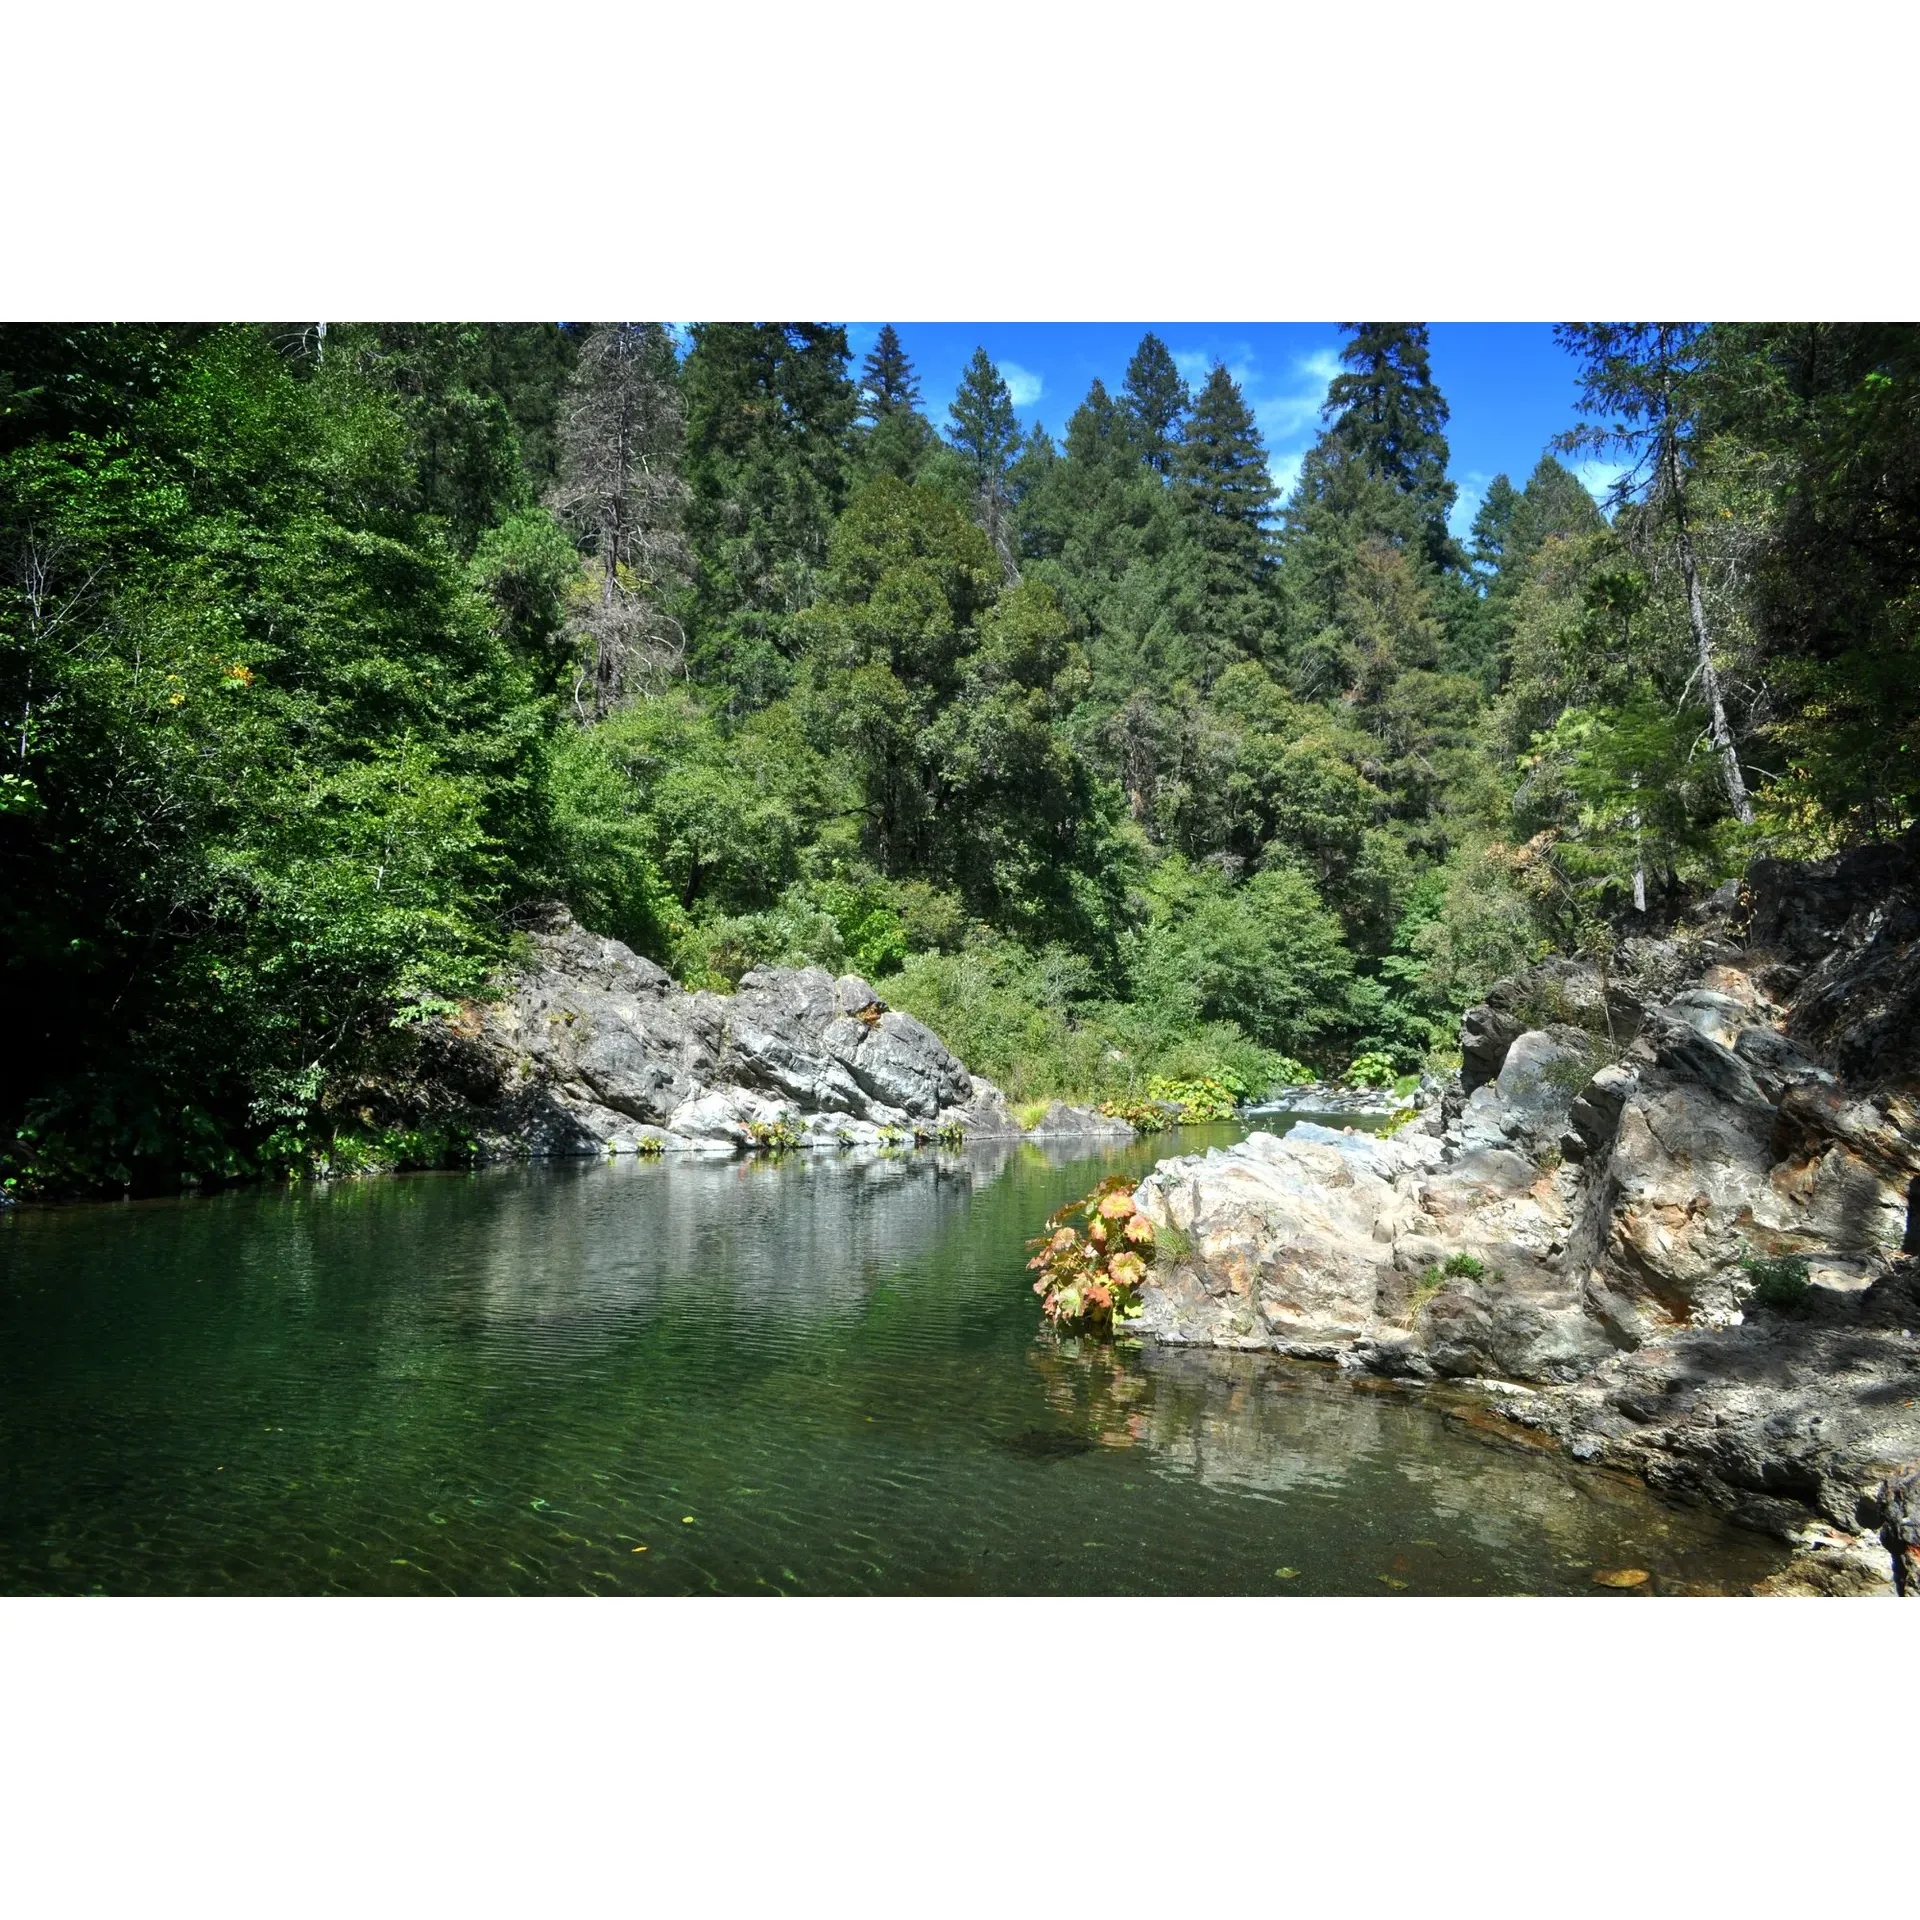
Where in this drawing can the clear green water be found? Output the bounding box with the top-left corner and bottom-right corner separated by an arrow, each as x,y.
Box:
0,1126 -> 1788,1596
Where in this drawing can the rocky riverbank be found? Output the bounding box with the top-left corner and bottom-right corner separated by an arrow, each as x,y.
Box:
1125,832 -> 1920,1592
421,906 -> 1132,1156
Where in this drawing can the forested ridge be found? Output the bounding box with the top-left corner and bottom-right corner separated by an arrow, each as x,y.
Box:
3,320 -> 1916,1196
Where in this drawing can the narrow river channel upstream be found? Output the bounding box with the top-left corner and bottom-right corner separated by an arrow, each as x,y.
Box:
0,1124 -> 1791,1595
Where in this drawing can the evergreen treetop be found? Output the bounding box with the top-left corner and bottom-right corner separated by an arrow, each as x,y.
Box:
859,324 -> 921,422
1123,332 -> 1191,476
1176,363 -> 1277,567
1469,474 -> 1520,582
946,347 -> 1021,484
1322,322 -> 1460,569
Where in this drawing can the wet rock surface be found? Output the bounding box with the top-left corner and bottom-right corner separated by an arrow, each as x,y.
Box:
1127,830 -> 1920,1588
433,908 -> 1055,1156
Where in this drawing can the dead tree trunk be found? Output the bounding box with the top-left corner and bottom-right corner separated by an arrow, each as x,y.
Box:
1661,423 -> 1753,824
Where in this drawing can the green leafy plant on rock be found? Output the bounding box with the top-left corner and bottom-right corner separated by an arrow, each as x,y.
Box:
1149,1074 -> 1242,1121
1741,1253 -> 1813,1315
1345,1051 -> 1399,1090
743,1114 -> 803,1154
1099,1073 -> 1243,1131
1027,1175 -> 1160,1335
1405,1250 -> 1487,1324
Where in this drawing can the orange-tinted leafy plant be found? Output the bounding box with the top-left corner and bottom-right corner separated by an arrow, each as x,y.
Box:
1026,1175 -> 1158,1335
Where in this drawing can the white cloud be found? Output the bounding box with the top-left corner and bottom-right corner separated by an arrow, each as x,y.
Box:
1232,343 -> 1343,497
1267,452 -> 1305,503
1176,347 -> 1259,397
1449,469 -> 1493,541
1574,459 -> 1631,513
1000,361 -> 1044,408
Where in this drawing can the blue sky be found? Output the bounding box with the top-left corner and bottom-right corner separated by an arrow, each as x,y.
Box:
847,322 -> 1626,539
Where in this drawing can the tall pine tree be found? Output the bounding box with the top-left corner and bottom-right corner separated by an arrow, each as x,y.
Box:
859,324 -> 921,420
681,322 -> 857,705
1123,332 -> 1190,476
1174,364 -> 1278,683
1322,323 -> 1460,571
856,324 -> 936,483
1468,474 -> 1521,584
947,347 -> 1023,582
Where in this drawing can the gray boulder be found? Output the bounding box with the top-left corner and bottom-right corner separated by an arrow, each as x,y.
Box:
451,911 -> 1002,1156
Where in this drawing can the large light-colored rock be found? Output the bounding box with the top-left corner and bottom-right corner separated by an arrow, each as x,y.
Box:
1494,1029 -> 1592,1145
451,910 -> 1011,1156
1125,1122 -> 1610,1380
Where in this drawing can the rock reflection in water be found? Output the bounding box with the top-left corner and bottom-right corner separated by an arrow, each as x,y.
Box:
1028,1339 -> 1786,1594
465,1145 -> 1018,1335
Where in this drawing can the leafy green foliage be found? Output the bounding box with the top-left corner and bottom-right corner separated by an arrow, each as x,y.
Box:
0,324 -> 548,1194
1099,1073 -> 1241,1131
1405,1250 -> 1486,1323
1027,1176 -> 1159,1335
744,1114 -> 803,1153
1741,1253 -> 1813,1315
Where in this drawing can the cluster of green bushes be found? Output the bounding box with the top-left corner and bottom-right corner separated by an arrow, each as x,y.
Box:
1741,1253 -> 1814,1315
1100,1074 -> 1246,1132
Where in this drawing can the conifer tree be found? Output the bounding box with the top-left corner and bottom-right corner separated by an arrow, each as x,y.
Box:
856,324 -> 936,483
1457,454 -> 1605,690
947,347 -> 1023,582
1468,474 -> 1520,584
681,322 -> 857,703
1322,323 -> 1460,570
548,321 -> 691,715
1123,332 -> 1189,476
1177,365 -> 1276,582
859,324 -> 921,421
1510,454 -> 1603,560
1174,364 -> 1278,682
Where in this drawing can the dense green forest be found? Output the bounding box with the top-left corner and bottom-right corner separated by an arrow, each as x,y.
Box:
3,320 -> 1916,1194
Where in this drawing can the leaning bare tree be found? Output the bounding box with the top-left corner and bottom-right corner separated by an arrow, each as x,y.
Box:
1556,322 -> 1754,824
547,322 -> 692,718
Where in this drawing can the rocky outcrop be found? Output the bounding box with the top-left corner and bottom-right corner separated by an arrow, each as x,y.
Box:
1126,831 -> 1920,1577
1493,1263 -> 1920,1553
428,908 -> 1124,1156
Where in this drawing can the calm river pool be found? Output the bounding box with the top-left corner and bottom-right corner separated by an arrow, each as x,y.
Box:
0,1125 -> 1789,1595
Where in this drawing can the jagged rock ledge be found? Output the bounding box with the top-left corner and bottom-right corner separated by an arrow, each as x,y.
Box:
1126,832 -> 1920,1592
423,907 -> 1133,1157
